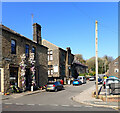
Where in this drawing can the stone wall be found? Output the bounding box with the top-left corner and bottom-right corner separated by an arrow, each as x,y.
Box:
59,48 -> 66,79
36,44 -> 48,86
2,28 -> 48,93
42,39 -> 74,80
0,25 -> 2,68
42,39 -> 59,78
107,57 -> 119,78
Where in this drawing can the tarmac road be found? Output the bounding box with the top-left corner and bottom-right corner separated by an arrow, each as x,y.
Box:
2,81 -> 116,111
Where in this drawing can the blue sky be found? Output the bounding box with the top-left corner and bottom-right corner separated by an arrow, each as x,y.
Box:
2,2 -> 118,60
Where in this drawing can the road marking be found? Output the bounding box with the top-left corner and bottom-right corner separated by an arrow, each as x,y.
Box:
61,105 -> 70,107
27,104 -> 35,106
85,105 -> 92,107
73,105 -> 82,107
38,104 -> 45,106
4,103 -> 12,105
50,104 -> 58,106
16,103 -> 24,105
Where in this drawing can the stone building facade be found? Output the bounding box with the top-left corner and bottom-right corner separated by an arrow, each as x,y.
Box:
72,60 -> 88,79
42,39 -> 74,82
0,23 -> 48,94
107,56 -> 120,78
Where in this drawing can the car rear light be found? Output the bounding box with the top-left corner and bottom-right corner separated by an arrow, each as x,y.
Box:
53,85 -> 55,87
78,80 -> 79,82
104,81 -> 105,84
45,85 -> 47,87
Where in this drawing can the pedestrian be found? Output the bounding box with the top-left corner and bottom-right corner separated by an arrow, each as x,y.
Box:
60,79 -> 63,85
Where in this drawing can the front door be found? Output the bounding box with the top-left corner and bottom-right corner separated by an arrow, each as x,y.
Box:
10,67 -> 18,87
25,68 -> 31,90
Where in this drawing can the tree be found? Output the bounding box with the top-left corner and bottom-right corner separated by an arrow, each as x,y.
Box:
102,55 -> 114,73
86,56 -> 110,74
75,54 -> 86,64
74,54 -> 114,74
86,57 -> 95,72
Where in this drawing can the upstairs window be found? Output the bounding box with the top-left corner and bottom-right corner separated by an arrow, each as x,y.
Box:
114,62 -> 118,66
114,68 -> 119,73
32,47 -> 35,54
32,46 -> 36,59
25,44 -> 29,57
48,50 -> 53,61
11,39 -> 16,54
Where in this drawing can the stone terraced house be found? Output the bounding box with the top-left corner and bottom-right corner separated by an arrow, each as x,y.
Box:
42,39 -> 74,83
0,23 -> 48,94
107,56 -> 120,78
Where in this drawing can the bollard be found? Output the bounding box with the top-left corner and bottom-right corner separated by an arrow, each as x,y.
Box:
31,86 -> 33,91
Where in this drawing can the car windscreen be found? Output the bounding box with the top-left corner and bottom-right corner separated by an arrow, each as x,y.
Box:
74,79 -> 78,81
54,82 -> 60,85
78,77 -> 82,79
47,82 -> 54,85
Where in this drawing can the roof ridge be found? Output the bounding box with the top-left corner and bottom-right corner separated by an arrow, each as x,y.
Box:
42,39 -> 59,48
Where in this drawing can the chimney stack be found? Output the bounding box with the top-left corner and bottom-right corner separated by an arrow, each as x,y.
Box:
66,47 -> 71,54
33,23 -> 42,45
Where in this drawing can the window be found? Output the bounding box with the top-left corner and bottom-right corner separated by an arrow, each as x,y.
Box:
11,39 -> 16,54
48,50 -> 53,61
32,47 -> 35,53
25,44 -> 29,57
114,68 -> 119,73
114,62 -> 118,66
48,70 -> 50,75
32,46 -> 36,59
48,65 -> 53,75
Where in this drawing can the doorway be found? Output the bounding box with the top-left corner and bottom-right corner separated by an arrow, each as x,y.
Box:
25,68 -> 31,90
10,67 -> 18,87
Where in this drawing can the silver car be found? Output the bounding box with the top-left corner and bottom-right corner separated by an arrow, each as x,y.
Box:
46,81 -> 64,92
103,78 -> 120,89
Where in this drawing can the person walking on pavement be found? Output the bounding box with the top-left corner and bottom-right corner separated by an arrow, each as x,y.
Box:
60,79 -> 63,85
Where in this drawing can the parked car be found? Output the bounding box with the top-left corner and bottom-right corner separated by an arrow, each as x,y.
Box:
77,76 -> 86,84
73,79 -> 82,86
46,81 -> 64,92
95,77 -> 103,85
89,77 -> 95,81
103,78 -> 120,89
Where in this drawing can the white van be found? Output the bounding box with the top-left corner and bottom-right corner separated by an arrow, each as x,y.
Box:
77,76 -> 86,84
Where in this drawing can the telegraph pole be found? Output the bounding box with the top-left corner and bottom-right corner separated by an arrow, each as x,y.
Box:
95,20 -> 98,98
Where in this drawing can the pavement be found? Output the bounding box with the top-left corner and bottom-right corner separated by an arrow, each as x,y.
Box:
72,84 -> 119,110
2,89 -> 46,100
1,85 -> 69,100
